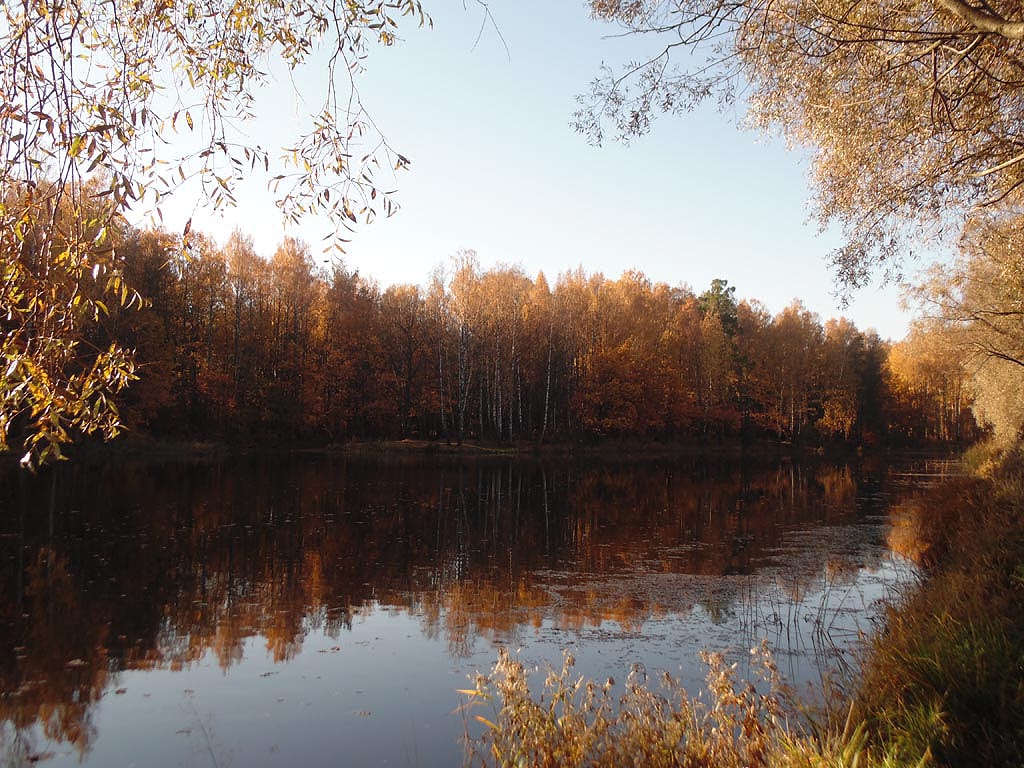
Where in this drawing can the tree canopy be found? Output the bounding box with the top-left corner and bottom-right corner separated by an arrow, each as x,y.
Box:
910,209 -> 1024,442
83,227 -> 968,448
577,0 -> 1024,288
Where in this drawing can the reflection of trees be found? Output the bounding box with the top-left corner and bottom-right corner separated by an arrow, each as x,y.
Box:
886,495 -> 932,566
0,548 -> 108,762
0,455 -> 907,753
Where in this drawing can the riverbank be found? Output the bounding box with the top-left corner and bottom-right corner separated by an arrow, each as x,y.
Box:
32,433 -> 957,467
337,436 -> 793,459
463,443 -> 1024,767
845,443 -> 1024,765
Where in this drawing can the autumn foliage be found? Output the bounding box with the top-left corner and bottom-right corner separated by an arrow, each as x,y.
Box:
90,229 -> 976,447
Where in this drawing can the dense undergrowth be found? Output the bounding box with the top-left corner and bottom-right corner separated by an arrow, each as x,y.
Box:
462,444 -> 1024,767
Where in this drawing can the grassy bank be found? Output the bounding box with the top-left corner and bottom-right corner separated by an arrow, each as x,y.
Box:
849,444 -> 1024,766
462,445 -> 1024,767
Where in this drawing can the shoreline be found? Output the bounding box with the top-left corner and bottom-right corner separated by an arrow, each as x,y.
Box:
7,434 -> 961,467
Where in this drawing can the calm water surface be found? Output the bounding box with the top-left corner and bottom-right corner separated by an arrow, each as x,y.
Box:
0,454 -> 951,767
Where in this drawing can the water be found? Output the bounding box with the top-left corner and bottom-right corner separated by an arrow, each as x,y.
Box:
0,453 -> 945,767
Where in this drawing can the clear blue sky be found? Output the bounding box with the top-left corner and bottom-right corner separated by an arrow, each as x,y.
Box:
161,0 -> 918,340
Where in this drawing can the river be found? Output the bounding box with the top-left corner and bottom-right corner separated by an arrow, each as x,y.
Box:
0,453 -> 952,767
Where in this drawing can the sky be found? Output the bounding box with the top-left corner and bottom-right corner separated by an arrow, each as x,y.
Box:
155,0 -> 922,341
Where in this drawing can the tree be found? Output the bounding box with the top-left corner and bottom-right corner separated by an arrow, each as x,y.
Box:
1,180 -> 138,466
379,284 -> 430,437
697,279 -> 738,337
1,0 -> 428,465
817,318 -> 864,439
749,301 -> 823,440
917,212 -> 1024,369
524,272 -> 557,441
223,229 -> 262,410
912,211 -> 1024,442
886,322 -> 973,441
317,264 -> 388,440
969,355 -> 1024,444
695,312 -> 739,433
578,0 -> 1024,288
445,251 -> 486,442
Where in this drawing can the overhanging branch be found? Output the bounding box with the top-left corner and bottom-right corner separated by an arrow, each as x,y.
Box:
934,0 -> 1024,39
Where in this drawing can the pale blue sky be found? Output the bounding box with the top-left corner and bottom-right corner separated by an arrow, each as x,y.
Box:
161,0 -> 920,340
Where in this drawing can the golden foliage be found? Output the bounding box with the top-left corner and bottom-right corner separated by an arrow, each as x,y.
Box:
462,642 -> 790,768
578,0 -> 1024,287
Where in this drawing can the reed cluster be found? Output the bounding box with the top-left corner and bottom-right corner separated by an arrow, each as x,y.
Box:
462,642 -> 793,768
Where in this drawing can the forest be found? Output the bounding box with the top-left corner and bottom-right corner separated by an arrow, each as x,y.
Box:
80,225 -> 976,449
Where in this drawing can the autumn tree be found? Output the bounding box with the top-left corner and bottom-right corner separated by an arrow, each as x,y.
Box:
918,213 -> 1024,368
913,211 -> 1024,442
379,284 -> 431,437
468,266 -> 530,440
886,321 -> 973,442
969,356 -> 1024,444
1,0 -> 429,465
552,269 -> 601,434
317,264 -> 388,440
223,230 -> 264,414
1,178 -> 138,466
578,0 -> 1024,288
441,252 -> 485,442
31,221 -> 948,447
740,301 -> 825,440
523,272 -> 557,442
104,228 -> 181,431
692,280 -> 740,433
817,319 -> 865,439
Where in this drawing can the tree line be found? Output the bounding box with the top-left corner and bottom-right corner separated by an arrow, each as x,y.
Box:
83,226 -> 976,446
5,0 -> 1021,464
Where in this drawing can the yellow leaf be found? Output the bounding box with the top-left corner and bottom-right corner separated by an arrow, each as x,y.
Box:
474,715 -> 497,730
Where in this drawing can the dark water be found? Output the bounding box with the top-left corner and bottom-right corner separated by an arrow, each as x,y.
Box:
0,453 -> 950,767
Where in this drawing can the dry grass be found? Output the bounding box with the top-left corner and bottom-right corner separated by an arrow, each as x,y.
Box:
849,446 -> 1024,767
461,642 -> 806,768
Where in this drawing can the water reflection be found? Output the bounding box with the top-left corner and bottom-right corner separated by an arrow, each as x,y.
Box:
0,455 -> 927,765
